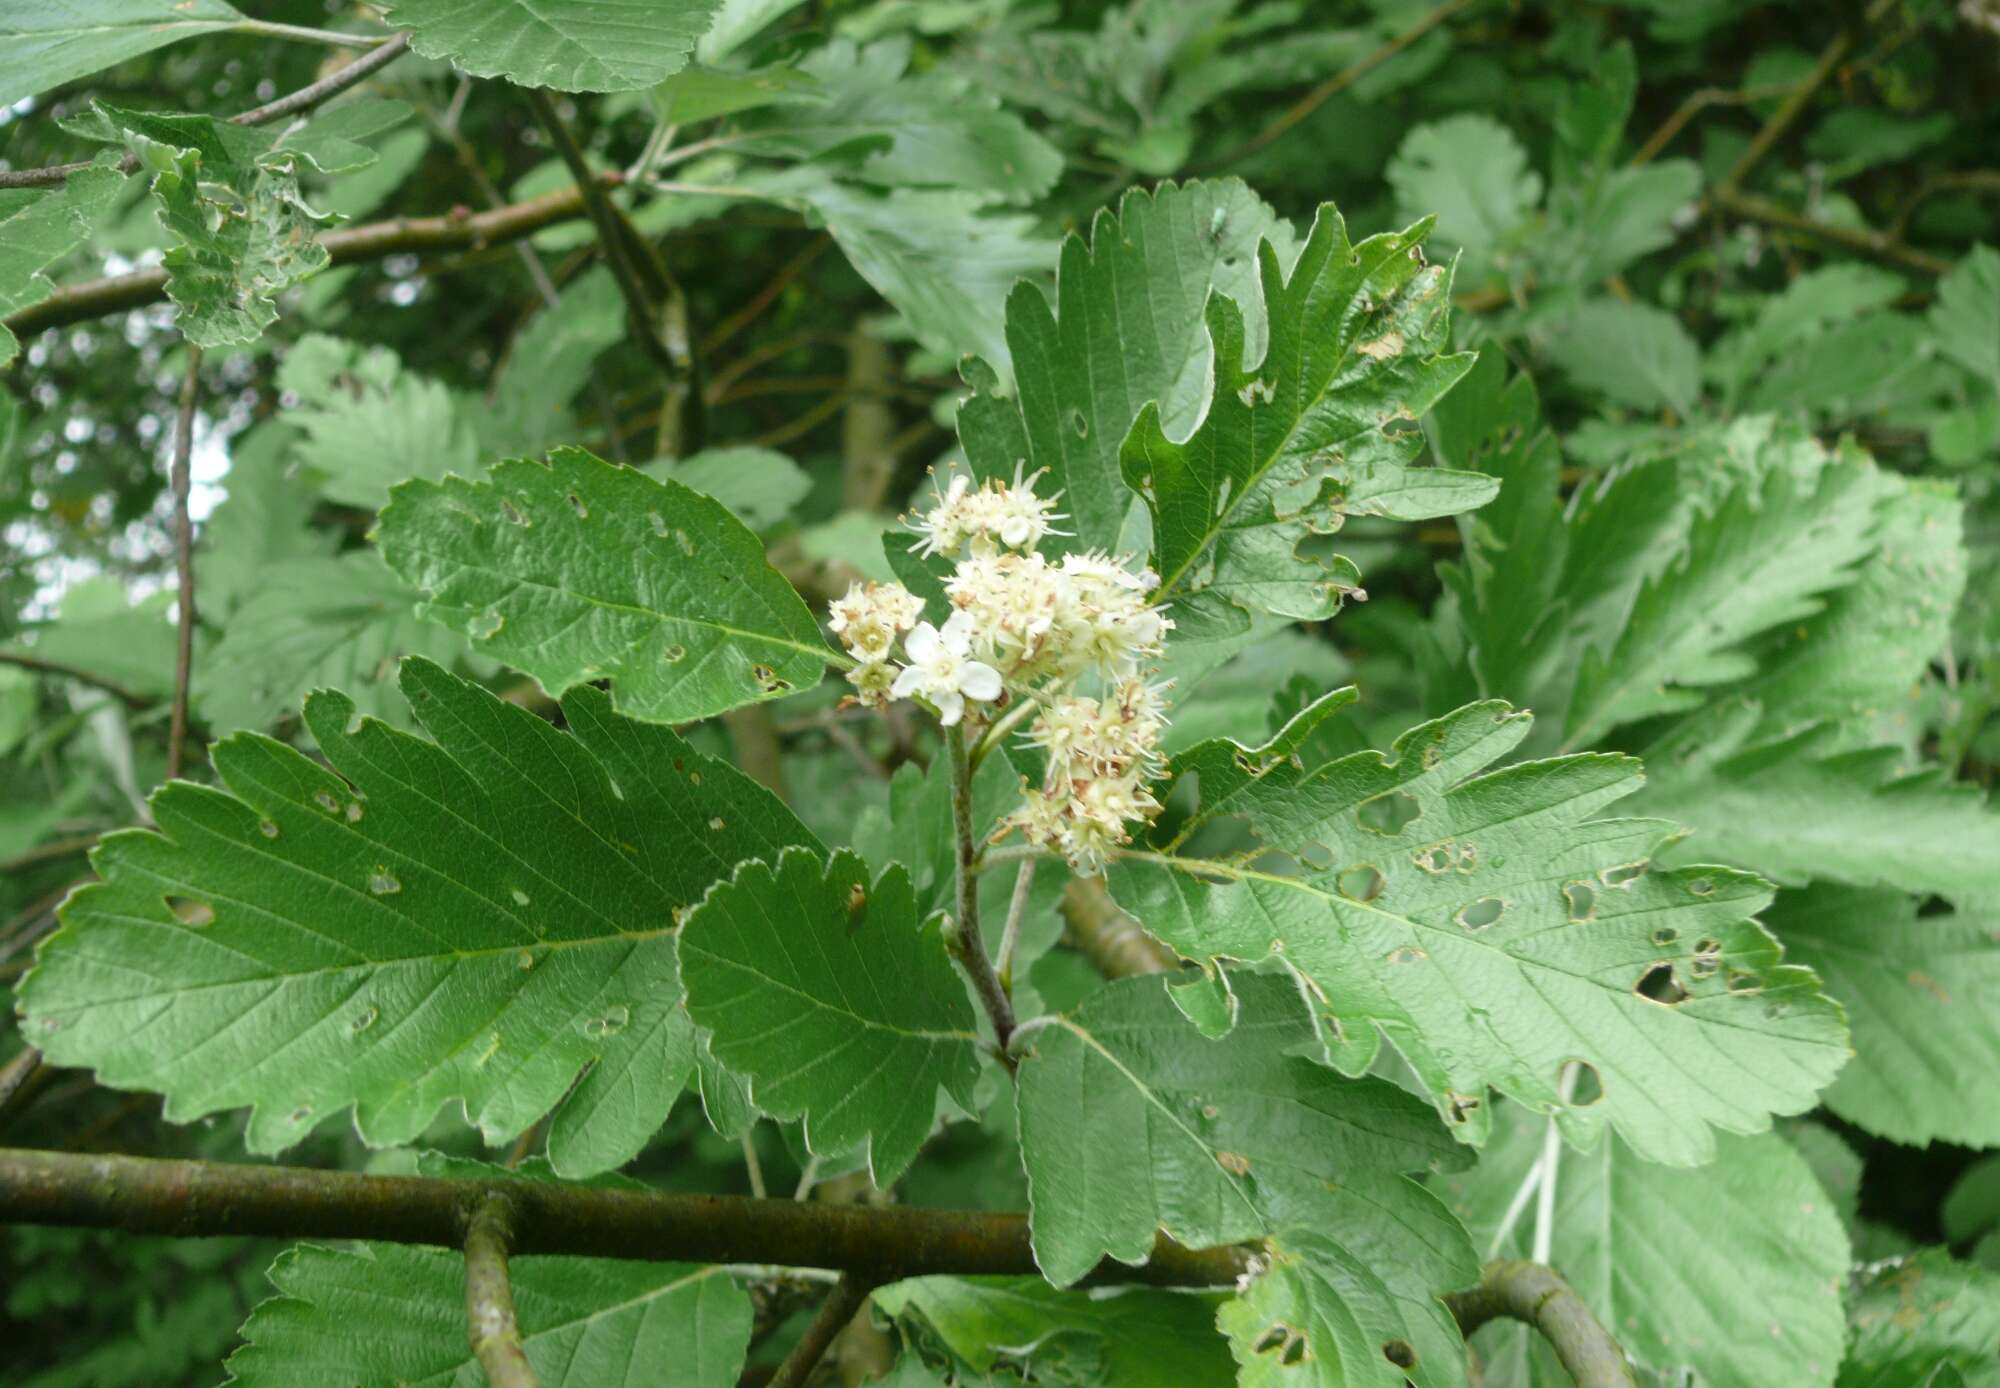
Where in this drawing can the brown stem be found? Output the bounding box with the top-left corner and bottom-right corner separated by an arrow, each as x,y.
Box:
3,176 -> 622,343
465,1194 -> 541,1388
0,34 -> 414,191
0,1050 -> 51,1133
0,1146 -> 1247,1286
1445,1260 -> 1638,1388
166,346 -> 202,781
0,651 -> 149,709
946,725 -> 1017,1056
1196,0 -> 1476,171
0,832 -> 99,876
1717,0 -> 1893,195
768,1274 -> 874,1388
1710,187 -> 1952,275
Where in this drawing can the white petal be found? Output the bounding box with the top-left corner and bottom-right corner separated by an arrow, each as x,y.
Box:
890,664 -> 925,699
934,690 -> 965,725
939,610 -> 975,654
904,622 -> 940,662
958,661 -> 1003,702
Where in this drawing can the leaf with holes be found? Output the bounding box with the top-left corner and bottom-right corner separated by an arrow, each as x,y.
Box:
1105,693 -> 1850,1166
376,0 -> 725,91
18,659 -> 819,1176
1014,972 -> 1464,1286
954,178 -> 1297,553
222,1241 -> 751,1386
375,447 -> 839,724
1121,202 -> 1490,626
1764,886 -> 2000,1148
1437,1106 -> 1849,1388
677,846 -> 982,1184
1218,1184 -> 1479,1388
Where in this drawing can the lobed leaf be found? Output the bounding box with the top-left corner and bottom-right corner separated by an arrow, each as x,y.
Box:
20,659 -> 819,1175
375,447 -> 838,724
376,0 -> 725,91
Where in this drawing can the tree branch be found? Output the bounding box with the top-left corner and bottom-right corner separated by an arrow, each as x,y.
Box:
1710,187 -> 1952,275
768,1274 -> 875,1388
464,1194 -> 541,1388
2,176 -> 622,343
1717,0 -> 1894,196
0,653 -> 149,708
0,1146 -> 1248,1288
166,345 -> 202,782
0,1051 -> 51,1133
0,34 -> 414,191
946,724 -> 1017,1056
1445,1261 -> 1638,1388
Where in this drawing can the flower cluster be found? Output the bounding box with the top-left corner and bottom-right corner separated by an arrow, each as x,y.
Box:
826,468 -> 1175,870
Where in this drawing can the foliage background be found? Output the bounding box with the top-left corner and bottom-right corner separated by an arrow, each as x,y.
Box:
3,1 -> 2000,1385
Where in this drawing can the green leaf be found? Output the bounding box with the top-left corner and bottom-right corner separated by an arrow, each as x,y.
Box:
1107,698 -> 1850,1166
19,659 -> 820,1175
377,0 -> 725,91
1439,1111 -> 1850,1388
1551,160 -> 1701,285
740,37 -> 1060,202
1841,1253 -> 2000,1388
652,62 -> 822,125
1709,263 -> 1906,401
91,103 -> 334,348
646,446 -> 811,533
222,1243 -> 750,1386
193,552 -> 463,737
487,269 -> 627,458
0,0 -> 244,107
1218,1186 -> 1478,1388
875,1277 -> 1234,1388
1387,114 -> 1541,288
956,179 -> 1296,556
1123,204 -> 1486,625
1634,721 -> 2000,905
1763,886 -> 2000,1147
0,575 -> 186,701
1930,245 -> 2000,392
376,447 -> 838,724
1014,972 -> 1463,1286
677,846 -> 982,1183
278,333 -> 480,510
195,421 -> 338,618
1542,298 -> 1700,414
0,160 -> 125,367
1562,448 -> 1884,751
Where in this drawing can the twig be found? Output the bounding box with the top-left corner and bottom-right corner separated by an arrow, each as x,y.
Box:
464,1195 -> 541,1388
769,1274 -> 874,1388
3,175 -> 623,341
0,833 -> 99,877
166,346 -> 202,782
0,34 -> 413,190
703,237 -> 829,356
1627,79 -> 1802,168
1445,1261 -> 1639,1388
742,1132 -> 769,1200
1717,0 -> 1894,195
0,653 -> 149,708
993,858 -> 1037,995
748,391 -> 846,450
0,1145 -> 1250,1287
1710,187 -> 1952,275
0,1050 -> 50,1133
1196,0 -> 1476,171
946,725 -> 1018,1056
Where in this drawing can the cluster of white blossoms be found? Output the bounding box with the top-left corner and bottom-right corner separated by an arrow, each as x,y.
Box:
826,468 -> 1176,873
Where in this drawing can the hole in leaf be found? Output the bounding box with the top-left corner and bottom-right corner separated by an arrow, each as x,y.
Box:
1650,927 -> 1678,947
1635,963 -> 1689,1006
1568,1061 -> 1604,1106
1385,945 -> 1426,965
1687,877 -> 1715,896
1254,1325 -> 1291,1356
1726,969 -> 1762,993
1446,1091 -> 1481,1124
566,492 -> 588,518
1337,865 -> 1385,902
1357,790 -> 1420,836
499,498 -> 530,527
367,867 -> 401,896
166,896 -> 214,927
1068,409 -> 1088,438
1413,842 -> 1452,874
313,790 -> 340,814
1383,1340 -> 1417,1369
1298,841 -> 1334,871
257,819 -> 279,839
1600,862 -> 1646,888
1563,881 -> 1596,921
1281,1337 -> 1306,1367
1456,897 -> 1505,930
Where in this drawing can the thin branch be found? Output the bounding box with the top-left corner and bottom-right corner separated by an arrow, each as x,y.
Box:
0,1051 -> 51,1133
3,175 -> 622,342
1710,187 -> 1953,275
1718,0 -> 1894,195
0,832 -> 99,876
1445,1261 -> 1639,1388
0,35 -> 412,190
233,20 -> 383,50
0,1146 -> 1249,1287
1627,79 -> 1802,168
703,237 -> 829,356
946,724 -> 1018,1056
769,1274 -> 874,1388
166,346 -> 202,782
0,653 -> 149,708
1196,0 -> 1476,171
464,1195 -> 541,1388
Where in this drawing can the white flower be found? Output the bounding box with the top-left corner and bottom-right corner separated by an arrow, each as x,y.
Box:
889,612 -> 1004,726
828,581 -> 921,663
846,658 -> 898,708
910,468 -> 1066,559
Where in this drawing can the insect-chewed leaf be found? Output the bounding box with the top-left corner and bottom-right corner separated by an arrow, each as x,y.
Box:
1106,697 -> 1850,1167
19,658 -> 819,1175
221,1242 -> 750,1386
375,446 -> 839,724
677,846 -> 982,1184
1121,202 -> 1490,626
1014,973 -> 1463,1287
